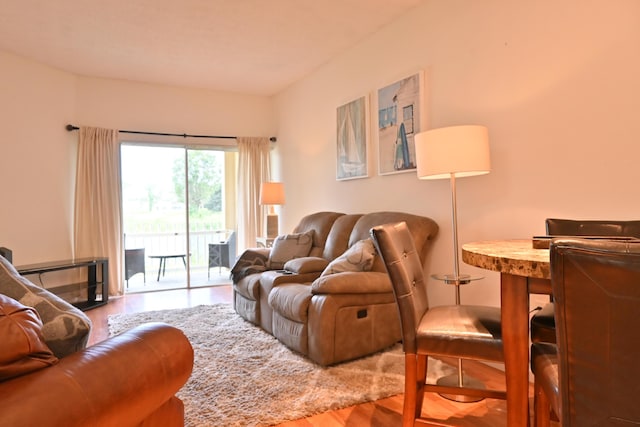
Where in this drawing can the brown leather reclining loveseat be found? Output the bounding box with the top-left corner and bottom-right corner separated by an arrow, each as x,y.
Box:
0,254 -> 194,427
232,211 -> 438,366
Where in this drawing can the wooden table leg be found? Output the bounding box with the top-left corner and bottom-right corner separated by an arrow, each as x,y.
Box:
501,273 -> 531,427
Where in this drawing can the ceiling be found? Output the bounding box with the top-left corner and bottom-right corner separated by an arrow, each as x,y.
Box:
0,0 -> 423,96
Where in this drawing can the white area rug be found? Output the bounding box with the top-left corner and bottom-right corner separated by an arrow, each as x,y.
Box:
108,304 -> 452,427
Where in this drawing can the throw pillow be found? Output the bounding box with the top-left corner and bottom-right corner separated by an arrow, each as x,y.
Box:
321,238 -> 377,276
0,256 -> 92,358
0,294 -> 58,381
268,230 -> 314,270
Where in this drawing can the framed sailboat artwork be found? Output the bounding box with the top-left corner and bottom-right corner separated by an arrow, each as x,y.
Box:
336,95 -> 369,181
376,71 -> 425,175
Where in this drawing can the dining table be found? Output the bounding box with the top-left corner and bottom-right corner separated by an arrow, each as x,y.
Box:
462,239 -> 552,427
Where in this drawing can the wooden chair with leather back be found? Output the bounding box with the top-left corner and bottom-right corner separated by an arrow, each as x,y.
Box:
532,238 -> 640,426
530,218 -> 640,343
370,221 -> 506,427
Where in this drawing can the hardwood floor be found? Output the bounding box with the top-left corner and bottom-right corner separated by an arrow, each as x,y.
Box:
86,286 -> 546,427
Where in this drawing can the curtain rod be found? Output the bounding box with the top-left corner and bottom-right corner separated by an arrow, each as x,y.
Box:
65,124 -> 276,142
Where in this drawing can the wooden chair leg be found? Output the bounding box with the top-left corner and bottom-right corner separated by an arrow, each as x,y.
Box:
534,378 -> 551,427
415,354 -> 428,419
403,353 -> 419,427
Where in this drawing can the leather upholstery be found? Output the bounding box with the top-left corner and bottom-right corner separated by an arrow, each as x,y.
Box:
546,218 -> 640,237
0,321 -> 194,427
233,211 -> 345,333
531,342 -> 560,424
370,221 -> 506,426
233,211 -> 439,366
0,294 -> 58,381
531,218 -> 640,344
530,301 -> 556,343
370,221 -> 503,360
532,238 -> 640,426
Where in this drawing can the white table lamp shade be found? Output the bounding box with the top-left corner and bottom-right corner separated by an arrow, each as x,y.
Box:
415,125 -> 491,180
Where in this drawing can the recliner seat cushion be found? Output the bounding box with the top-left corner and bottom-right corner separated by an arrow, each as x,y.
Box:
0,294 -> 58,381
268,284 -> 312,323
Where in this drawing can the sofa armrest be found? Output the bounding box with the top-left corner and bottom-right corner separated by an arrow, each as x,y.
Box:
0,322 -> 194,427
311,271 -> 392,294
283,256 -> 330,274
260,269 -> 322,288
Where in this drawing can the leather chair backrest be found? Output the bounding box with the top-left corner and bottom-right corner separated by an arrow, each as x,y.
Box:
292,211 -> 345,258
546,218 -> 640,238
352,212 -> 439,273
370,221 -> 428,354
322,214 -> 363,260
550,238 -> 640,425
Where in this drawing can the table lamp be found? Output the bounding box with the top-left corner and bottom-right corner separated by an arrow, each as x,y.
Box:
414,124 -> 491,402
259,182 -> 285,238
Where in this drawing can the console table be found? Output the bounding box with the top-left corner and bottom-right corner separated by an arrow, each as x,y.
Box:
16,258 -> 109,311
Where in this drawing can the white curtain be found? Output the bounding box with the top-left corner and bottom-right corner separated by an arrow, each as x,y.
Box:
237,137 -> 271,252
73,127 -> 123,296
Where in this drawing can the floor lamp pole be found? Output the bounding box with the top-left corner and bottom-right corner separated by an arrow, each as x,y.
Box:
436,172 -> 485,403
450,173 -> 461,304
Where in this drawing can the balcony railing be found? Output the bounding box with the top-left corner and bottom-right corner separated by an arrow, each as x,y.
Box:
124,229 -> 232,275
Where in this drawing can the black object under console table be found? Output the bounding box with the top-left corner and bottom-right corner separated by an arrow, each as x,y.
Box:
16,258 -> 109,311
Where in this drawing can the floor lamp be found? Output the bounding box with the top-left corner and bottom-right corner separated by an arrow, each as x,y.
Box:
414,125 -> 491,402
259,182 -> 285,238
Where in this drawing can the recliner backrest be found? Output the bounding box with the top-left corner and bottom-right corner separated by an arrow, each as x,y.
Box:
550,238 -> 640,425
321,214 -> 363,260
292,211 -> 345,258
353,212 -> 439,273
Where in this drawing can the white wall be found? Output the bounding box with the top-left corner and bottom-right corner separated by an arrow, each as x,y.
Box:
75,76 -> 275,138
0,51 -> 275,265
273,0 -> 640,308
0,50 -> 77,264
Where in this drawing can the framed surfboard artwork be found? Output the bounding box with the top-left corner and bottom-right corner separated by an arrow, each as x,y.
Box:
376,71 -> 425,175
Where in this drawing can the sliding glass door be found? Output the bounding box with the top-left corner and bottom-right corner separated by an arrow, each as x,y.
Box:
121,144 -> 236,292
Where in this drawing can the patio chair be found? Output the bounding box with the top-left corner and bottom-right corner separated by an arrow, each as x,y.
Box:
125,248 -> 146,287
208,231 -> 236,277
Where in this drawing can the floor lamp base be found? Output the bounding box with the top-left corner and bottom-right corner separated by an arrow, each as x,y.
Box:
436,373 -> 486,403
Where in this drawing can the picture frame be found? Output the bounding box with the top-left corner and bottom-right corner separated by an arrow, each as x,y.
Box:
336,95 -> 369,180
376,71 -> 425,175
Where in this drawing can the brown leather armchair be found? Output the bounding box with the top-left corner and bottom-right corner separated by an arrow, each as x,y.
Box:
0,317 -> 194,427
532,238 -> 640,426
